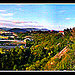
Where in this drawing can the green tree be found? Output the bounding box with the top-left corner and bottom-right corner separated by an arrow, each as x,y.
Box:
13,65 -> 17,70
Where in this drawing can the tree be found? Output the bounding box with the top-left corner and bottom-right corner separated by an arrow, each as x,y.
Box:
13,65 -> 17,70
72,44 -> 75,50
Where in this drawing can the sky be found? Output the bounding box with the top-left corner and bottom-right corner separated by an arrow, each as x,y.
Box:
0,4 -> 75,30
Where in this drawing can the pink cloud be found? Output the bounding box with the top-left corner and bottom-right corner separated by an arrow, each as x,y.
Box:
65,18 -> 71,20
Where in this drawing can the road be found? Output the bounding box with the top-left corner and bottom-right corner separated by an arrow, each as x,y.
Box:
0,39 -> 26,44
54,46 -> 69,59
0,46 -> 26,49
0,40 -> 21,42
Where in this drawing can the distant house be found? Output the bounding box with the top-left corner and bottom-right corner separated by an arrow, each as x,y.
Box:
59,31 -> 64,35
0,36 -> 8,39
9,36 -> 15,38
51,30 -> 54,32
0,31 -> 18,39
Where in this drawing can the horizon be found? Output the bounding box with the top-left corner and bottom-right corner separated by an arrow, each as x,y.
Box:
0,4 -> 75,30
0,27 -> 74,31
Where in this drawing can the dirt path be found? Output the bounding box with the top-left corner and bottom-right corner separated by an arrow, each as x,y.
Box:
54,46 -> 69,59
45,46 -> 69,70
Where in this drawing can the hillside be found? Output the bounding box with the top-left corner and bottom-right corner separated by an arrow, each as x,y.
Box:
0,27 -> 74,71
0,27 -> 12,31
8,28 -> 49,33
44,27 -> 75,70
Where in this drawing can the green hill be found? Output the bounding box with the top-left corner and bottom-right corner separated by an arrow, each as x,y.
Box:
0,27 -> 75,71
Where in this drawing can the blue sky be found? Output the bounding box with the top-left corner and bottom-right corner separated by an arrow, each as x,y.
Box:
0,4 -> 75,30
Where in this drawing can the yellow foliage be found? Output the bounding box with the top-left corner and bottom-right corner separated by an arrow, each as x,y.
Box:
4,50 -> 6,51
0,36 -> 8,39
33,52 -> 37,55
35,45 -> 39,48
0,51 -> 5,54
24,39 -> 26,42
51,51 -> 53,54
51,57 -> 55,60
48,52 -> 51,56
7,50 -> 9,51
44,47 -> 48,50
50,61 -> 55,65
44,57 -> 46,59
26,67 -> 29,70
20,45 -> 24,49
16,69 -> 18,71
36,60 -> 40,64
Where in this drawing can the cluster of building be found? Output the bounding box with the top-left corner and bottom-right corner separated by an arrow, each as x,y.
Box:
0,29 -> 64,49
0,31 -> 33,49
0,31 -> 18,40
30,30 -> 64,35
0,31 -> 21,48
58,31 -> 64,35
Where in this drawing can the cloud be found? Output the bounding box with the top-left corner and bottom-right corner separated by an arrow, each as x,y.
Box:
0,17 -> 12,21
0,19 -> 43,28
65,18 -> 71,20
0,20 -> 12,22
1,13 -> 13,16
0,10 -> 6,12
12,21 -> 33,24
59,10 -> 66,12
13,22 -> 43,28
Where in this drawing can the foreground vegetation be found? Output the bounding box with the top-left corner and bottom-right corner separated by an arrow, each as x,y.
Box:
0,27 -> 75,71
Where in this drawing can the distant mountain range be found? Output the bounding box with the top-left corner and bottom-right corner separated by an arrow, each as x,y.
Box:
0,27 -> 50,33
0,27 -> 12,31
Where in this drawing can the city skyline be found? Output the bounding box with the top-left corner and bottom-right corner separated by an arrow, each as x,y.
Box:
0,4 -> 75,30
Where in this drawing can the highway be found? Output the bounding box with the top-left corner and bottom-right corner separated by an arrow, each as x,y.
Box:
0,40 -> 20,42
0,40 -> 26,44
0,46 -> 26,49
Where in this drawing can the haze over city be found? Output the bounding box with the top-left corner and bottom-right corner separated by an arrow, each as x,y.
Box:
0,4 -> 75,30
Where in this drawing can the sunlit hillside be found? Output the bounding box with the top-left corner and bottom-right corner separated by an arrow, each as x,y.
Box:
0,27 -> 74,71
